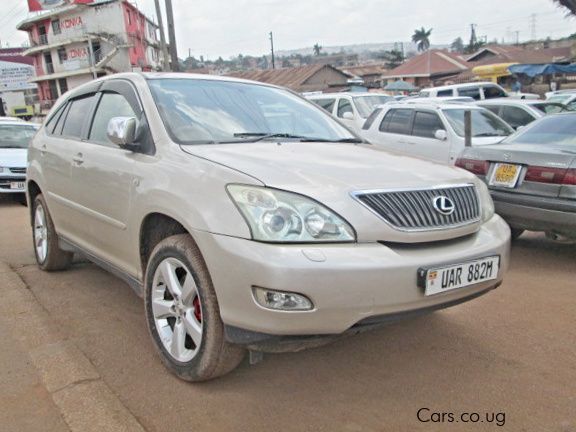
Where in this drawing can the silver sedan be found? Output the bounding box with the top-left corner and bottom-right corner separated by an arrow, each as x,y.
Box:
457,112 -> 576,240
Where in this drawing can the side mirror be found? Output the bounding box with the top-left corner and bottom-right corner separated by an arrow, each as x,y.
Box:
342,111 -> 355,120
434,129 -> 448,141
107,117 -> 138,148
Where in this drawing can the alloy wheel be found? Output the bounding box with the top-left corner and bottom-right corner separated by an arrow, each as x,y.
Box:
34,203 -> 48,263
151,257 -> 203,363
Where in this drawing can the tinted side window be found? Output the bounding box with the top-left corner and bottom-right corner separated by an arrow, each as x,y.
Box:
481,105 -> 501,116
337,99 -> 353,118
437,89 -> 453,97
45,104 -> 66,135
89,93 -> 137,146
61,95 -> 96,139
363,108 -> 383,130
313,98 -> 336,113
412,111 -> 445,138
500,106 -> 535,128
379,109 -> 413,135
458,87 -> 481,100
483,85 -> 507,99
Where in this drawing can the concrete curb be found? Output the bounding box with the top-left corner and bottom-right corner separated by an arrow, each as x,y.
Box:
0,261 -> 146,432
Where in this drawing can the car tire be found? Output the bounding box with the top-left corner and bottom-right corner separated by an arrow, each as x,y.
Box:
32,194 -> 73,271
510,228 -> 525,241
144,234 -> 245,381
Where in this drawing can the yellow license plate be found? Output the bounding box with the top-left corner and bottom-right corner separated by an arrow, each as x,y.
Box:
490,163 -> 521,188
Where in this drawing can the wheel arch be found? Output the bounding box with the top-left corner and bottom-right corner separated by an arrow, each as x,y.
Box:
27,180 -> 42,225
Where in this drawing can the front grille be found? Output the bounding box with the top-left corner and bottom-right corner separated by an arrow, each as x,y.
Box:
9,168 -> 26,174
354,184 -> 481,231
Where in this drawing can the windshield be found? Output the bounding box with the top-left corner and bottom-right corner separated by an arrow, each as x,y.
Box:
443,109 -> 514,138
504,115 -> 576,147
147,79 -> 358,144
531,103 -> 568,115
0,124 -> 38,149
353,95 -> 393,118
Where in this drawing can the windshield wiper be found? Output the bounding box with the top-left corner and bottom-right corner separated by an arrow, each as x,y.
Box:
474,133 -> 506,137
230,133 -> 362,143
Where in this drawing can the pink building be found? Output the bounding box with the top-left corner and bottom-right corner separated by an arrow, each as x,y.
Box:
18,0 -> 163,110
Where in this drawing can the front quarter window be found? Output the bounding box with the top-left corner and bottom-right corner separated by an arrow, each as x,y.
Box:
147,79 -> 356,144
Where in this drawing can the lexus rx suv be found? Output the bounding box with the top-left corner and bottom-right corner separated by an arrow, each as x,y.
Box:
27,73 -> 510,381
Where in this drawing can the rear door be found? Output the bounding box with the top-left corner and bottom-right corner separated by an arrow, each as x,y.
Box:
67,80 -> 147,275
40,93 -> 98,240
370,108 -> 414,154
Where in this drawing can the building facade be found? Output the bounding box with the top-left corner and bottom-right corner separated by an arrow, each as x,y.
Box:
18,0 -> 162,111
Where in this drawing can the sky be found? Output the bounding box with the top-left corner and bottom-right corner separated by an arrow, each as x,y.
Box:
1,0 -> 574,59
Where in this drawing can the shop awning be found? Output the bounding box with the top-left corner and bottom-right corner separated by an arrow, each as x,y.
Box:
508,63 -> 576,78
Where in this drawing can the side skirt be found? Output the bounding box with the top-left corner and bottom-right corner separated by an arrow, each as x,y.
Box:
58,236 -> 144,298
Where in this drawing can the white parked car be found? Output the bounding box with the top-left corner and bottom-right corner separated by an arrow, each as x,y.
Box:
419,82 -> 539,101
360,101 -> 514,165
0,120 -> 39,203
545,91 -> 576,110
307,92 -> 393,134
476,99 -> 569,130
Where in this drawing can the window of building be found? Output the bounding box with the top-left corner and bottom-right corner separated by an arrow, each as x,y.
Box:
58,78 -> 68,95
61,95 -> 96,139
127,9 -> 132,25
412,111 -> 445,138
57,47 -> 67,64
89,92 -> 137,146
52,20 -> 61,35
48,80 -> 58,101
379,109 -> 413,135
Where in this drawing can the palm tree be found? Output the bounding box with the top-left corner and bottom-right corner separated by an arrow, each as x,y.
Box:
313,43 -> 322,56
412,27 -> 432,52
553,0 -> 576,15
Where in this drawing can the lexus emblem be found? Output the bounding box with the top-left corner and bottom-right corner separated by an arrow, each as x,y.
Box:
433,196 -> 455,216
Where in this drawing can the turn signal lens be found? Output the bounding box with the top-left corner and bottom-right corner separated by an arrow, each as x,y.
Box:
252,287 -> 313,311
455,158 -> 489,175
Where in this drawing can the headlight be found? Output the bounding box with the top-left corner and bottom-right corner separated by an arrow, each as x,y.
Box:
476,181 -> 495,222
0,167 -> 6,174
227,185 -> 355,243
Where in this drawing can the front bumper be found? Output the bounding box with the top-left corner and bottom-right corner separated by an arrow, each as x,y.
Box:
193,215 -> 511,337
0,176 -> 26,194
491,190 -> 576,235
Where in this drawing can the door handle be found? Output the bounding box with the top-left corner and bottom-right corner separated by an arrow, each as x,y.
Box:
72,153 -> 84,165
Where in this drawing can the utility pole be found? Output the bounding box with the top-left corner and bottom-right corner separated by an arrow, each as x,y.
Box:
165,0 -> 179,72
530,14 -> 537,41
269,31 -> 275,69
515,30 -> 520,46
154,0 -> 170,71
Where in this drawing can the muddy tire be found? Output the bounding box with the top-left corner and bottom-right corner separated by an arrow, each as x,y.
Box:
144,234 -> 245,381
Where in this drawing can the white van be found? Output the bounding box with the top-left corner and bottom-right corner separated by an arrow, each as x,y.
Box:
419,82 -> 538,101
307,92 -> 393,134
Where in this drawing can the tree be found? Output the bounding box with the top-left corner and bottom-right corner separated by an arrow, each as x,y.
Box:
451,37 -> 465,53
313,43 -> 322,56
553,0 -> 576,15
383,49 -> 405,69
412,27 -> 432,52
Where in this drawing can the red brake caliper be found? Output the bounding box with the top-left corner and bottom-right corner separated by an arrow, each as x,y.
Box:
193,296 -> 202,322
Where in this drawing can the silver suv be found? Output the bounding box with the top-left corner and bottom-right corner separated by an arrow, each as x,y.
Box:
27,73 -> 511,381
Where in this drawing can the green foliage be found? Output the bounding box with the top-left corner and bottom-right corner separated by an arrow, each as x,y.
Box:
412,27 -> 432,52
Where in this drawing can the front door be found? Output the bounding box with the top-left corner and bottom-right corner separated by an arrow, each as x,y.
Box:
67,89 -> 141,275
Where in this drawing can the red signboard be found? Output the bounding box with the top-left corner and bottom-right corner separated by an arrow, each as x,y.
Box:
28,0 -> 94,12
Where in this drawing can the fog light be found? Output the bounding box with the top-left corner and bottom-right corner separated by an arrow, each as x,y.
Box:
252,287 -> 313,311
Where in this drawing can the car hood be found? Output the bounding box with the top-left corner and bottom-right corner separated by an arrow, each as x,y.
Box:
182,142 -> 482,243
182,142 -> 474,191
0,148 -> 27,168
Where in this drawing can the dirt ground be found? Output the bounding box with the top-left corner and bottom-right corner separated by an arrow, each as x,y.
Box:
0,197 -> 574,432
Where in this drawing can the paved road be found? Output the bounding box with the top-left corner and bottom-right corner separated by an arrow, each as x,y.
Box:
0,198 -> 574,432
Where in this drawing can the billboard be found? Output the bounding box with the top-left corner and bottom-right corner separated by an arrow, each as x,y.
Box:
28,0 -> 94,12
0,61 -> 36,92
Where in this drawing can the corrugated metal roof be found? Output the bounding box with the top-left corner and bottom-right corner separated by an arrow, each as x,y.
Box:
384,50 -> 470,79
227,64 -> 350,91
